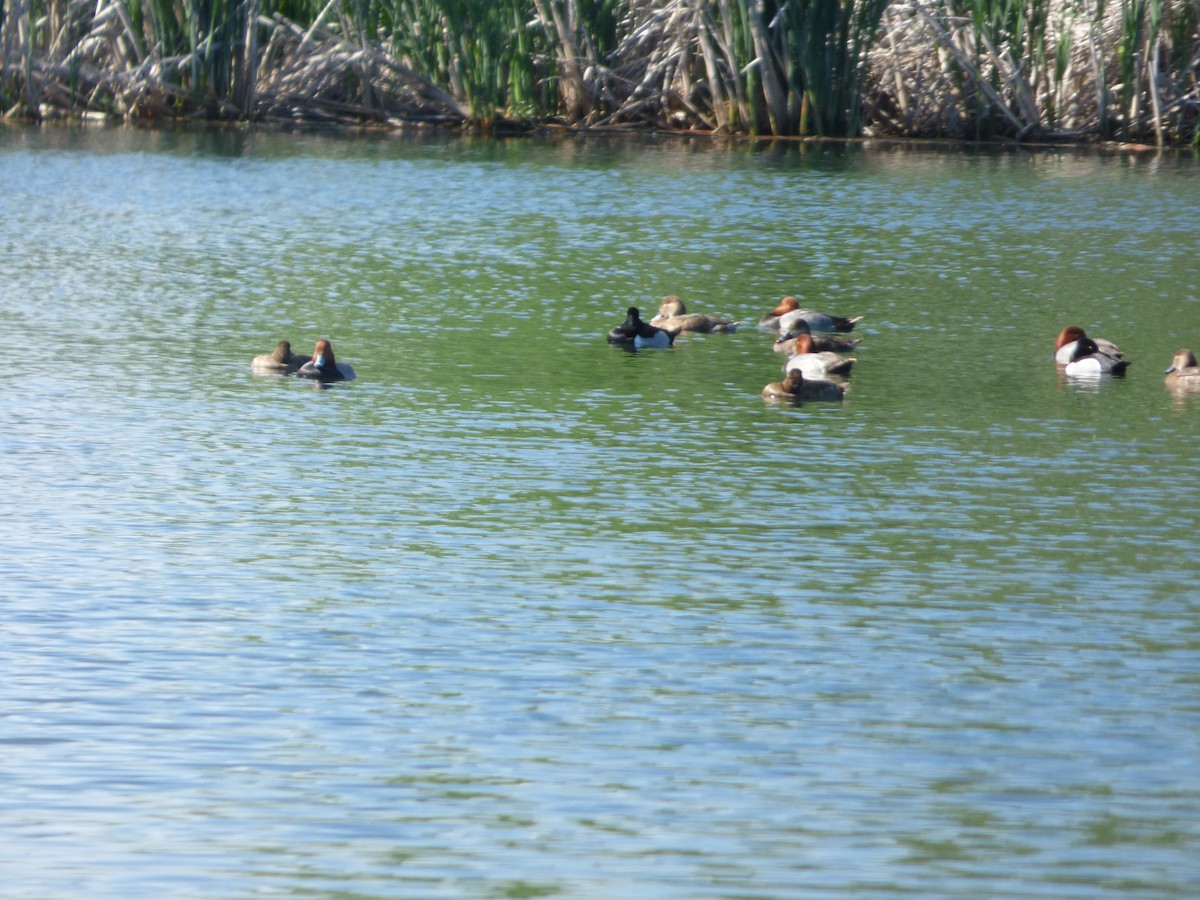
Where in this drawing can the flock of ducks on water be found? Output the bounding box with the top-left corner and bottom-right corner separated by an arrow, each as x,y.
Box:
606,294 -> 864,402
250,303 -> 1200,398
605,295 -> 1200,402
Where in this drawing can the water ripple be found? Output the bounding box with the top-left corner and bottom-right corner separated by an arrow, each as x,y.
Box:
2,129 -> 1199,899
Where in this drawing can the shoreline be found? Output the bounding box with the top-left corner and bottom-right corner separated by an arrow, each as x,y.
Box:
3,112 -> 1191,156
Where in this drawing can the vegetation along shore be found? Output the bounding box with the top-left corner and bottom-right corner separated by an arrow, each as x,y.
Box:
2,0 -> 1197,146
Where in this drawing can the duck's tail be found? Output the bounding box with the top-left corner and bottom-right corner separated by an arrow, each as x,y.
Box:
837,315 -> 865,331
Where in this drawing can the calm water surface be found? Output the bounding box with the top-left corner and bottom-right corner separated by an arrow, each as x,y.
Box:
2,126 -> 1198,898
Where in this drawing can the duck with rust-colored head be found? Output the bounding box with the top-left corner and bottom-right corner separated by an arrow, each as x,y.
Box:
774,323 -> 861,354
607,306 -> 676,349
1053,326 -> 1124,366
297,339 -> 356,382
648,296 -> 740,334
762,369 -> 847,403
782,333 -> 856,379
251,339 -> 310,374
1165,348 -> 1200,391
758,295 -> 863,333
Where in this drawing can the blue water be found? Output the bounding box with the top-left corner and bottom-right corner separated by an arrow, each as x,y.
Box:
1,126 -> 1198,898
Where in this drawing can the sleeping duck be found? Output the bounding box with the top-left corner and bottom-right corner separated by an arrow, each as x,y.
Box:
251,339 -> 309,374
758,296 -> 863,333
1063,335 -> 1129,377
648,296 -> 740,333
762,369 -> 847,402
1053,326 -> 1124,366
774,325 -> 862,355
782,334 -> 856,379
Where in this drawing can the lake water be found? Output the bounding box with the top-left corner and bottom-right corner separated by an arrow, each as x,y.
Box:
2,125 -> 1198,899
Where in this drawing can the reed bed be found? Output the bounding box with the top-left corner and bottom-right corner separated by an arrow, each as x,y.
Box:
869,0 -> 1200,145
2,0 -> 1197,144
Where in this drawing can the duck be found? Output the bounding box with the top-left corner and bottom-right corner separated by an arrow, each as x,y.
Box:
1164,348 -> 1200,390
607,306 -> 676,349
296,339 -> 356,381
758,295 -> 863,333
1053,325 -> 1124,366
762,369 -> 847,403
1063,335 -> 1129,377
774,325 -> 862,354
251,339 -> 309,373
648,296 -> 740,333
782,334 -> 856,379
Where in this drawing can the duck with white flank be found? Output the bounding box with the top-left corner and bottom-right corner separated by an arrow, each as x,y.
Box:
782,334 -> 856,379
1053,326 -> 1124,367
774,324 -> 861,354
758,296 -> 863,333
1058,329 -> 1128,377
607,307 -> 676,349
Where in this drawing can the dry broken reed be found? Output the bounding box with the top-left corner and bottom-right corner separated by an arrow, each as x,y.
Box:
2,0 -> 1197,145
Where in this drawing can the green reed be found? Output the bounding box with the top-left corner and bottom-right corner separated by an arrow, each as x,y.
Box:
1116,0 -> 1148,138
688,0 -> 887,136
711,0 -> 761,132
118,0 -> 251,109
376,0 -> 623,123
783,0 -> 890,135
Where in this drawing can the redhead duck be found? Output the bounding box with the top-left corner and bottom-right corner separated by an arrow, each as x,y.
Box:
758,296 -> 863,333
297,339 -> 356,381
1063,335 -> 1129,377
774,325 -> 862,354
607,306 -> 676,348
1053,326 -> 1124,366
763,369 -> 847,402
251,339 -> 309,373
648,296 -> 740,333
783,333 -> 855,379
1164,349 -> 1200,390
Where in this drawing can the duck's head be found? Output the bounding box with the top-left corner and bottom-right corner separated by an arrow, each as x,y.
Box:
783,369 -> 805,390
790,334 -> 816,354
1070,336 -> 1100,362
1055,325 -> 1087,351
771,295 -> 802,316
658,296 -> 686,317
272,340 -> 294,363
1166,348 -> 1198,374
312,339 -> 336,369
